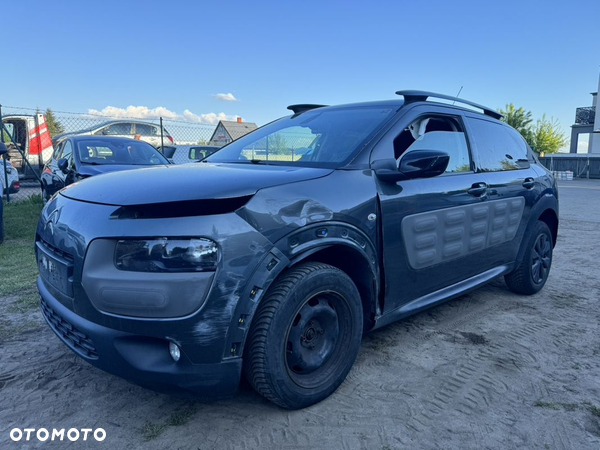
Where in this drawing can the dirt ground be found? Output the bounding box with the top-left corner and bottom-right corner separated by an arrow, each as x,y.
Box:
1,179 -> 599,449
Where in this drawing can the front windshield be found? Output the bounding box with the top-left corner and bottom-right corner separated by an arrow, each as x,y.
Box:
76,139 -> 169,166
207,106 -> 396,168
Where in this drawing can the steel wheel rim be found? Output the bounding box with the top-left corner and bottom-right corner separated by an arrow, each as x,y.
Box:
285,291 -> 349,389
531,233 -> 551,284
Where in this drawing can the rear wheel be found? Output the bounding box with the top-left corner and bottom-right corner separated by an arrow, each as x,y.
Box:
244,262 -> 362,409
505,221 -> 553,295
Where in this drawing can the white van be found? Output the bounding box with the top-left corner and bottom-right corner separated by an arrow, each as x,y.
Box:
2,114 -> 54,178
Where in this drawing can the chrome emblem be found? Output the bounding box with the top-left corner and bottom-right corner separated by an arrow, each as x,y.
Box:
45,208 -> 61,234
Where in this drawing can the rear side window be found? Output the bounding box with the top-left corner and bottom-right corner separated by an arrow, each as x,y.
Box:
468,119 -> 530,171
104,123 -> 132,135
135,124 -> 157,136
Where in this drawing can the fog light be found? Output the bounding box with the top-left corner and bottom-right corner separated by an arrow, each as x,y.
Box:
169,342 -> 180,362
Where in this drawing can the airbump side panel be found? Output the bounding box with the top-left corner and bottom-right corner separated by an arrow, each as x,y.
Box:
402,197 -> 525,269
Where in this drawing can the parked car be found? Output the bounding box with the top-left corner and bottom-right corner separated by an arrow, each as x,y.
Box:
162,145 -> 221,164
0,159 -> 21,193
41,136 -> 170,201
36,91 -> 558,409
53,120 -> 174,148
2,113 -> 55,178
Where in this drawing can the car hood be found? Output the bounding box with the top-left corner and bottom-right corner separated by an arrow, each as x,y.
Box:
60,163 -> 334,206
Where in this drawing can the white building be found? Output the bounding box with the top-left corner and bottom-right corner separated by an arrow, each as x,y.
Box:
570,75 -> 600,153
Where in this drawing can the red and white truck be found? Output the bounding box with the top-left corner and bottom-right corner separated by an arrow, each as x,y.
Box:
2,113 -> 54,178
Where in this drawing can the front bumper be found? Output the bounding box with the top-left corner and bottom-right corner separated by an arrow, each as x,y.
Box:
38,277 -> 242,397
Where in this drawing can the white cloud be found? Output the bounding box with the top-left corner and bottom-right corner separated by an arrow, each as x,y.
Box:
87,105 -> 237,125
214,93 -> 238,102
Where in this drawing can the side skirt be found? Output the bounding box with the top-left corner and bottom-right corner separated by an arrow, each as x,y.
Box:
372,264 -> 514,330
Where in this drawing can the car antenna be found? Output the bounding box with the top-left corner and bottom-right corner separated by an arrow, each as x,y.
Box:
452,86 -> 463,105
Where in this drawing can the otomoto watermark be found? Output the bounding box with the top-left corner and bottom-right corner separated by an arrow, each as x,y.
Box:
10,428 -> 106,442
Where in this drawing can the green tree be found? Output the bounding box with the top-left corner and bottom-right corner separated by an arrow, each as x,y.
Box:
530,115 -> 567,155
499,103 -> 534,145
267,133 -> 288,155
45,108 -> 65,137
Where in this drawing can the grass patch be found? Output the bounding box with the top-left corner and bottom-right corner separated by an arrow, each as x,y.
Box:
588,405 -> 600,417
139,405 -> 197,441
535,400 -> 600,416
8,290 -> 40,313
166,405 -> 197,427
0,317 -> 41,341
139,421 -> 167,441
0,196 -> 43,298
534,400 -> 561,410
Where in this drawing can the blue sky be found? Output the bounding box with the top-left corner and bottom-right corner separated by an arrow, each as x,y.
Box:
2,0 -> 600,144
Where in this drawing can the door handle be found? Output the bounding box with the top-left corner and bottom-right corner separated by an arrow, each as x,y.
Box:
522,177 -> 535,189
468,182 -> 488,197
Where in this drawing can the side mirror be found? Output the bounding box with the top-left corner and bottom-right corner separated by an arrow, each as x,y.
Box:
373,150 -> 450,183
57,158 -> 70,174
0,141 -> 8,157
399,150 -> 450,179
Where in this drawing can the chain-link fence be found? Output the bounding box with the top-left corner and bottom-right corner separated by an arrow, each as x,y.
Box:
1,104 -> 223,203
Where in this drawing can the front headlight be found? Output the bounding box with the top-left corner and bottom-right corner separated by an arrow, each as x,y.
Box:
115,238 -> 219,272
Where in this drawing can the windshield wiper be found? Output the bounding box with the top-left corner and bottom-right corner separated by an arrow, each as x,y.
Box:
249,159 -> 268,165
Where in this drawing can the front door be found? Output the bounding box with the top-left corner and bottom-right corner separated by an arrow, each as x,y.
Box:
372,105 -> 493,314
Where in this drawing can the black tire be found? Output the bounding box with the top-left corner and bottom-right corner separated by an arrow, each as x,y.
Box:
244,262 -> 362,409
505,221 -> 553,295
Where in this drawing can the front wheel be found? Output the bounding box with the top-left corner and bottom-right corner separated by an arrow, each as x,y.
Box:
244,262 -> 363,409
505,221 -> 553,295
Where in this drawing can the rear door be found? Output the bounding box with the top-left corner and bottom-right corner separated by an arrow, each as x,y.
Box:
372,105 -> 494,312
464,116 -> 540,265
134,123 -> 160,147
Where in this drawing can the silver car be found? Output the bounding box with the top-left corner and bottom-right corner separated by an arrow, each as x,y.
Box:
1,159 -> 20,193
53,121 -> 174,148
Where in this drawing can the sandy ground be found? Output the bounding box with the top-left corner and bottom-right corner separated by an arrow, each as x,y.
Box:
0,179 -> 599,449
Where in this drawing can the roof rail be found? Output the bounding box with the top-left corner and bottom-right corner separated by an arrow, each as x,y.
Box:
287,104 -> 328,114
396,90 -> 503,120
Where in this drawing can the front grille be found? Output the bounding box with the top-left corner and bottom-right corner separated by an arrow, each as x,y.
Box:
39,238 -> 74,262
40,296 -> 98,359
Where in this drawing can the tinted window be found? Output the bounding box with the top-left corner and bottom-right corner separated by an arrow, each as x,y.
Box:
61,141 -> 73,161
76,139 -> 168,166
190,146 -> 219,161
102,123 -> 132,135
135,124 -> 156,136
53,141 -> 64,159
468,119 -> 530,171
394,116 -> 471,173
208,107 -> 396,168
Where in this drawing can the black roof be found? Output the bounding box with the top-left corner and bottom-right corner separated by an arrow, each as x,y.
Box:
288,91 -> 503,120
68,135 -> 154,144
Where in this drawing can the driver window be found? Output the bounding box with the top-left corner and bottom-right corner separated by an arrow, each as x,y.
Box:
394,115 -> 471,173
61,141 -> 73,161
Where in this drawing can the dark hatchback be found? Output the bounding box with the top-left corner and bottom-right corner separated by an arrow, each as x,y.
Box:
36,91 -> 558,409
41,136 -> 169,201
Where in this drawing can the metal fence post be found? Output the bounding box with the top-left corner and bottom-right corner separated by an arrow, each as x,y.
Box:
160,117 -> 164,152
587,157 -> 590,179
0,104 -> 10,202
